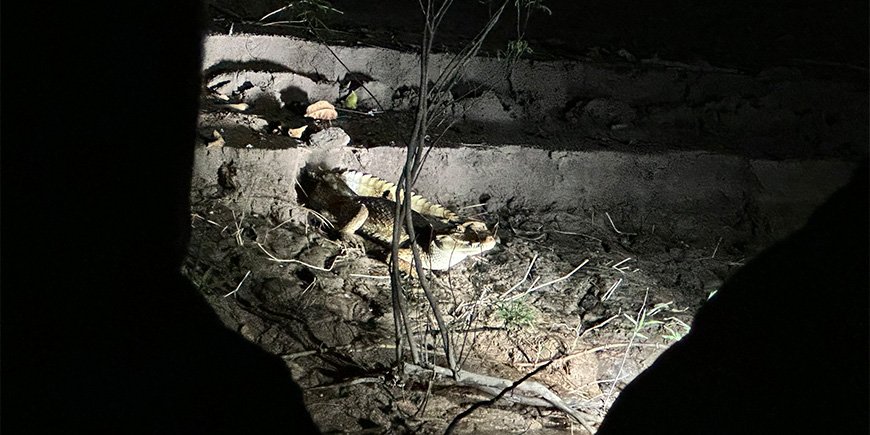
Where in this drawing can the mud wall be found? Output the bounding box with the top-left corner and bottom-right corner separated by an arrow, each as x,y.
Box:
190,136 -> 857,246
202,34 -> 868,158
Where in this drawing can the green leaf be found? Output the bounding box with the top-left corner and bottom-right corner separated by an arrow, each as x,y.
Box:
344,90 -> 358,109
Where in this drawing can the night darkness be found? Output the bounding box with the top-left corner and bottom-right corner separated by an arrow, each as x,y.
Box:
2,0 -> 867,433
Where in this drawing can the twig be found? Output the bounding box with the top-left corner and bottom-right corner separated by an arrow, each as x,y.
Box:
223,270 -> 251,297
414,371 -> 437,418
405,363 -> 596,432
611,257 -> 633,273
605,212 -> 636,236
789,58 -> 870,73
639,58 -> 741,73
256,242 -> 336,271
445,359 -> 556,434
282,349 -> 319,360
601,278 -> 622,301
280,343 -> 395,361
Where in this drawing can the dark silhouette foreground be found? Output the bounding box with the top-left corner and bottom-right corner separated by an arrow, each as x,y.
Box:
2,2 -> 319,433
3,2 -> 866,434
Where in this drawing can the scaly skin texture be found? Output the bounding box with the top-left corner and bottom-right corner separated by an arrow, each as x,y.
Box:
299,167 -> 498,270
338,169 -> 461,224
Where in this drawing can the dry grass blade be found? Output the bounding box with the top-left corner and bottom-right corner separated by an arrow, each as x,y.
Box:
191,212 -> 221,227
499,254 -> 538,298
611,257 -> 633,272
698,236 -> 723,260
256,242 -> 336,271
223,270 -> 251,298
605,212 -> 637,236
602,277 -> 622,301
231,210 -> 245,246
527,259 -> 589,292
552,228 -> 602,242
506,259 -> 589,302
604,287 -> 651,405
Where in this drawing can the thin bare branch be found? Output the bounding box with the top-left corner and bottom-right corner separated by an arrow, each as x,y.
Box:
445,358 -> 555,434
405,363 -> 597,432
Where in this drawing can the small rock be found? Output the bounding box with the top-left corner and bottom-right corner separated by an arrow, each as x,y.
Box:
526,419 -> 544,431
309,127 -> 351,150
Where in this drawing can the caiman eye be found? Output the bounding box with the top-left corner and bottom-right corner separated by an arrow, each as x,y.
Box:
433,236 -> 446,249
464,226 -> 482,243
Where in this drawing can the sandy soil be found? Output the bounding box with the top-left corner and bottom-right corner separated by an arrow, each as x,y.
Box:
185,113 -> 754,433
184,193 -> 744,433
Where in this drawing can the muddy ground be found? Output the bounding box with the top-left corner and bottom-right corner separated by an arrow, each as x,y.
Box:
182,2 -> 866,433
184,129 -> 749,434
184,201 -> 741,433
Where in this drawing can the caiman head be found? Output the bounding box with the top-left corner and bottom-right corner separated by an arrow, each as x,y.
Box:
410,220 -> 498,270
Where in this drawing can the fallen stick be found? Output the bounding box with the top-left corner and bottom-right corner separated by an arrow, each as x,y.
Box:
404,363 -> 597,432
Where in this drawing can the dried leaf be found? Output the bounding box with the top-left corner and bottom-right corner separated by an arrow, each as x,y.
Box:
305,100 -> 338,120
288,125 -> 308,138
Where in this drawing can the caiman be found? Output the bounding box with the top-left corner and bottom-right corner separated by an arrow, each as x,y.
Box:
297,167 -> 498,270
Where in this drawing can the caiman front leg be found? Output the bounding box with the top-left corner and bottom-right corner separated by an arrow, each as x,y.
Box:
336,203 -> 369,251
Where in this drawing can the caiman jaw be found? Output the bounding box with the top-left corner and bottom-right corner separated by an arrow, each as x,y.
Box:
403,220 -> 498,271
